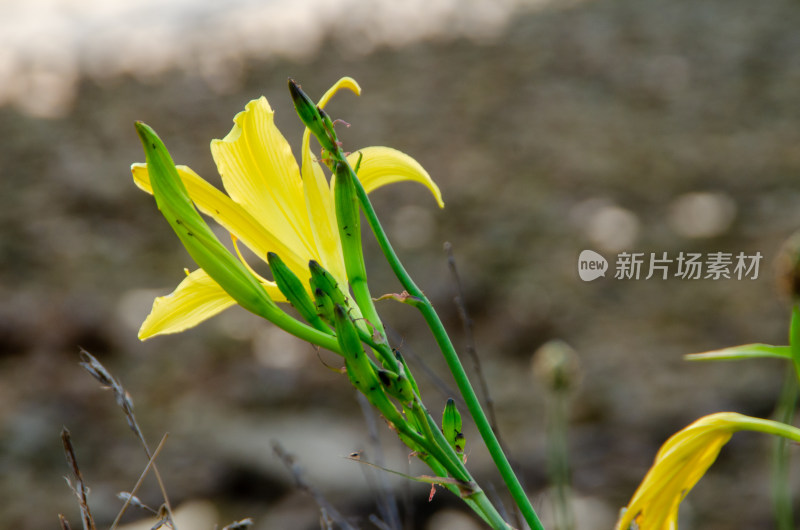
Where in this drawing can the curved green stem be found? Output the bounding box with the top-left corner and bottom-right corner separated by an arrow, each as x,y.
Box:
346,165 -> 543,530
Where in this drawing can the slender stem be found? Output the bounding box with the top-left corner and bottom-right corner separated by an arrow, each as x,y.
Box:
772,368 -> 797,530
790,304 -> 800,383
347,166 -> 543,530
547,389 -> 574,530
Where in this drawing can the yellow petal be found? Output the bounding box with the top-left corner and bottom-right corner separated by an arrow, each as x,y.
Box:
318,77 -> 361,109
301,131 -> 347,283
138,268 -> 284,340
132,163 -> 308,275
210,97 -> 316,259
347,147 -> 444,208
138,269 -> 236,340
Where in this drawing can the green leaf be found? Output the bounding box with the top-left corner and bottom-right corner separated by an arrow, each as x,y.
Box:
684,344 -> 791,362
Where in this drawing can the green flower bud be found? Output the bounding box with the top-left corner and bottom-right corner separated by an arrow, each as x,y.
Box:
267,252 -> 331,333
309,260 -> 350,310
288,79 -> 338,153
442,398 -> 465,454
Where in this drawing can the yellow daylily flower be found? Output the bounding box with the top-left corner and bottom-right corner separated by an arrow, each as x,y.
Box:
616,412 -> 800,530
132,77 -> 443,340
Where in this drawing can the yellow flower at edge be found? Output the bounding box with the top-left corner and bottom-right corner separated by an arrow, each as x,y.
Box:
616,412 -> 800,530
131,77 -> 443,340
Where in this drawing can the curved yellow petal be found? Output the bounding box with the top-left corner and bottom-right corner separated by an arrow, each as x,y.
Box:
138,269 -> 236,340
347,147 -> 444,208
210,97 -> 315,258
139,268 -> 285,340
300,135 -> 347,283
318,77 -> 361,109
132,163 -> 308,274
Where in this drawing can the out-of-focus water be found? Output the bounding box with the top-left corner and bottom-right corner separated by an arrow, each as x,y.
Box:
0,0 -> 558,117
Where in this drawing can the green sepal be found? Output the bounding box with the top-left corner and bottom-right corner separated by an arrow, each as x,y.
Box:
267,252 -> 331,334
135,122 -> 340,353
443,398 -> 465,454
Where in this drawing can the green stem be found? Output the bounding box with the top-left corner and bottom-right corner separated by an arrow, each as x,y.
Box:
790,304 -> 800,383
772,368 -> 797,530
346,165 -> 543,530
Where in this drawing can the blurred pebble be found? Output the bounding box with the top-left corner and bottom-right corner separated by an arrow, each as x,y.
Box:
579,203 -> 640,252
668,191 -> 736,238
425,508 -> 483,530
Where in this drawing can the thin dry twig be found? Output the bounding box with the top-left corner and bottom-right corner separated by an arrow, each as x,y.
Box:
272,441 -> 358,530
61,428 -> 96,530
58,514 -> 73,530
220,518 -> 254,530
443,242 -> 504,445
444,242 -> 522,528
79,349 -> 176,528
356,392 -> 401,530
110,433 -> 170,529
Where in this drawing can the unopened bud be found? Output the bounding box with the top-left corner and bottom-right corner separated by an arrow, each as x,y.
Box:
531,340 -> 582,393
776,231 -> 800,302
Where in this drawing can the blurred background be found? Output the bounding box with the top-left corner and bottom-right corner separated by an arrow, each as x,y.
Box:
3,0 -> 800,528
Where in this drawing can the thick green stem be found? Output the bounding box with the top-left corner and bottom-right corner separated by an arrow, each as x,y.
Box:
346,164 -> 543,530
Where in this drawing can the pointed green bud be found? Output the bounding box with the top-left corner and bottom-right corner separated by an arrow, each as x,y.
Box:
332,304 -> 407,429
377,368 -> 416,405
135,122 -> 340,353
267,252 -> 331,334
313,288 -> 335,324
442,398 -> 465,454
309,260 -> 350,309
334,161 -> 387,344
333,304 -> 363,361
395,349 -> 421,398
288,78 -> 338,153
334,161 -> 364,281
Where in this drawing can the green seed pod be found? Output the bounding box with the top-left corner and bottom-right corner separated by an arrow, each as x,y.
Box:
442,398 -> 465,454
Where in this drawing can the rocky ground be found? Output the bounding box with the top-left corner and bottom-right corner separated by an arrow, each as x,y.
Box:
3,0 -> 800,528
